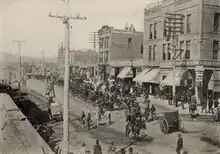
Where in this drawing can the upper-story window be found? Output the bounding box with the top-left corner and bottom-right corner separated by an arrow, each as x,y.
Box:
140,44 -> 144,55
164,20 -> 167,37
214,13 -> 220,32
213,41 -> 219,60
186,14 -> 191,33
105,52 -> 109,62
179,41 -> 184,59
104,37 -> 109,48
149,24 -> 153,39
153,45 -> 156,60
154,23 -> 157,39
128,38 -> 132,49
162,44 -> 166,60
167,43 -> 171,60
100,38 -> 104,48
185,41 -> 191,59
149,46 -> 152,61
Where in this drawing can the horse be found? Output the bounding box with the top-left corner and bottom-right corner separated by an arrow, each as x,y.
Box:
125,119 -> 146,138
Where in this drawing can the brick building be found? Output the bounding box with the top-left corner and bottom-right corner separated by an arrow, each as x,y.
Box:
135,0 -> 220,103
57,43 -> 97,79
98,25 -> 143,82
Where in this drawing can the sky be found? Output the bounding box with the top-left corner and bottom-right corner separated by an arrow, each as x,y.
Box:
0,0 -> 155,57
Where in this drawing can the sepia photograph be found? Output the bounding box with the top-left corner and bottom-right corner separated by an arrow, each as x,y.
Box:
0,0 -> 220,153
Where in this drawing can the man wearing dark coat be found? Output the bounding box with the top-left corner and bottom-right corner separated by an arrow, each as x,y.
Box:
93,140 -> 102,154
176,133 -> 183,154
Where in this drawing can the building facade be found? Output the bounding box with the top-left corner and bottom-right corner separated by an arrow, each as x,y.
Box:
69,50 -> 98,79
141,0 -> 220,102
57,44 -> 98,80
98,25 -> 143,81
57,42 -> 65,78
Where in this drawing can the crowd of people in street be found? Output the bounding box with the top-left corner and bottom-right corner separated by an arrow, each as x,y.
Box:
67,78 -> 187,154
151,85 -> 220,121
77,135 -> 184,154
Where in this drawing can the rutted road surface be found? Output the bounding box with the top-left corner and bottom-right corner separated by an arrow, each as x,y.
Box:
27,79 -> 219,154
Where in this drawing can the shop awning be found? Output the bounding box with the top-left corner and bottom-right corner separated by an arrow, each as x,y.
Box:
133,69 -> 150,82
208,71 -> 220,92
160,68 -> 186,86
135,68 -> 160,83
117,67 -> 133,79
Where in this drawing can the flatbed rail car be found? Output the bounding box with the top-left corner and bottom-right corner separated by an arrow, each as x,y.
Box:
0,93 -> 54,154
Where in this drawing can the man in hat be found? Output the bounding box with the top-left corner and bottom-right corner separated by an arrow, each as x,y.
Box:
176,133 -> 183,154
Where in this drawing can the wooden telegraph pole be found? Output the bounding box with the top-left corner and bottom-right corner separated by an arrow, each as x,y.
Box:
89,32 -> 99,78
13,40 -> 26,101
48,0 -> 86,153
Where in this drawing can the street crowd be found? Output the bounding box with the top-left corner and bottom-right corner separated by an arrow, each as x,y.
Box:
68,78 -> 185,154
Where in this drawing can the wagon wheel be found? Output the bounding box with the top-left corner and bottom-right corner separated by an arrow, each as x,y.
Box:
159,118 -> 169,134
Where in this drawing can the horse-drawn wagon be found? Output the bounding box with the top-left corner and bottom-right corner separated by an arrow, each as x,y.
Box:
159,110 -> 185,134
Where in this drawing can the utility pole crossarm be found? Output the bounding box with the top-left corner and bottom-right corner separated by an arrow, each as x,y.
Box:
48,12 -> 87,20
13,40 -> 26,44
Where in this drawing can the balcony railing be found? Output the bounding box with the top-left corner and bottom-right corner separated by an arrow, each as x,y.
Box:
145,60 -> 220,67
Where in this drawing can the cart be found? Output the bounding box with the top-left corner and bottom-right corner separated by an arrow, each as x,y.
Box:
49,101 -> 63,122
159,110 -> 185,134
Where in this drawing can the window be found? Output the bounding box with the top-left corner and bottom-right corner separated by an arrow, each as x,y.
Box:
99,52 -> 104,63
164,20 -> 167,37
213,41 -> 219,60
104,37 -> 109,48
149,46 -> 152,61
214,13 -> 220,32
128,38 -> 132,48
185,41 -> 191,59
100,38 -> 104,48
104,52 -> 109,62
162,44 -> 166,60
186,14 -> 191,33
153,45 -> 156,60
141,44 -> 144,54
149,24 -> 153,39
154,23 -> 157,38
167,43 -> 171,60
179,41 -> 184,59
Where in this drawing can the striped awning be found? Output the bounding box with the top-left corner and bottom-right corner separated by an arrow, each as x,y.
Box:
117,67 -> 133,79
133,68 -> 160,83
161,68 -> 186,86
133,69 -> 150,82
208,71 -> 220,92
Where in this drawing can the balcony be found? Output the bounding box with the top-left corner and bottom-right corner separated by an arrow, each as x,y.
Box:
145,60 -> 220,68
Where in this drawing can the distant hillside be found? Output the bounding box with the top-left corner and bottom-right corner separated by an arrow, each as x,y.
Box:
0,52 -> 57,64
